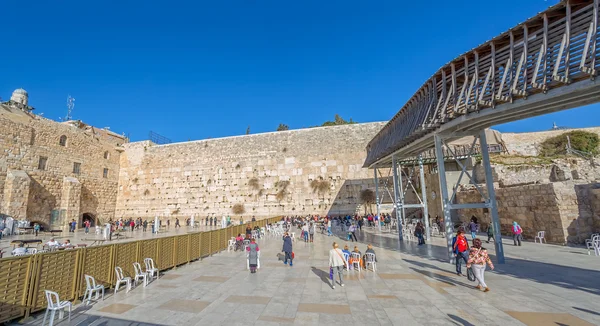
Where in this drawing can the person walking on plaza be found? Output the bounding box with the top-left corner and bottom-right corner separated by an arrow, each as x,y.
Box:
143,220 -> 148,232
327,219 -> 332,236
512,221 -> 523,246
130,219 -> 135,232
71,219 -> 77,232
166,219 -> 170,229
329,242 -> 346,289
84,220 -> 90,234
348,223 -> 358,242
34,223 -> 40,236
309,222 -> 315,243
469,217 -> 478,239
415,222 -> 425,245
452,230 -> 470,276
486,222 -> 494,243
246,238 -> 260,273
205,216 -> 208,226
175,218 -> 180,228
467,238 -> 494,292
302,223 -> 309,242
282,232 -> 293,266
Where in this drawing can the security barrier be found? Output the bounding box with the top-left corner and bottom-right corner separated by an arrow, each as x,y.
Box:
0,216 -> 282,324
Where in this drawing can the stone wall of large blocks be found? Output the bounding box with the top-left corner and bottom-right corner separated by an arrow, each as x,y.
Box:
455,180 -> 600,244
115,123 -> 386,220
0,105 -> 122,227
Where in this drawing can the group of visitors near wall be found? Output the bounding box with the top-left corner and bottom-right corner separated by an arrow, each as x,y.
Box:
247,214 -> 531,294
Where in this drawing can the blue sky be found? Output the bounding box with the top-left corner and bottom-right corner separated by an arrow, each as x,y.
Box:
2,0 -> 597,142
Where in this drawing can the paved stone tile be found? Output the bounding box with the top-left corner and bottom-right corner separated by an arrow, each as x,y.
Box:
224,295 -> 271,304
97,303 -> 137,314
506,311 -> 596,326
258,315 -> 296,324
193,275 -> 230,282
159,273 -> 183,280
157,299 -> 210,313
297,303 -> 351,314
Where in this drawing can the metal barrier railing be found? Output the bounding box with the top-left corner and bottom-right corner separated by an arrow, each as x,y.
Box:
0,216 -> 282,324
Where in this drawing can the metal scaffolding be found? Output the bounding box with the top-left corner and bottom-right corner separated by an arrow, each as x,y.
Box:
434,130 -> 505,264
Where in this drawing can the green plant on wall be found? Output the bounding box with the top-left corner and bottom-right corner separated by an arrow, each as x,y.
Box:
310,177 -> 331,200
359,189 -> 375,215
539,130 -> 599,157
232,203 -> 245,215
275,180 -> 291,202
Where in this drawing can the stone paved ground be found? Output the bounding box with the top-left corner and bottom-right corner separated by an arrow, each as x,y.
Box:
13,225 -> 600,326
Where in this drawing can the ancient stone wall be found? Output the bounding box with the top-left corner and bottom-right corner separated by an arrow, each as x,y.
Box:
453,179 -> 600,244
115,123 -> 386,221
0,104 -> 122,227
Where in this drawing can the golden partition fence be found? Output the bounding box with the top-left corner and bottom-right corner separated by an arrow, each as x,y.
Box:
0,216 -> 282,323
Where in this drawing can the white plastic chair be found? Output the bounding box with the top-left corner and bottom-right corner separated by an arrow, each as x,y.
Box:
290,232 -> 296,242
227,239 -> 236,252
42,290 -> 72,326
114,267 -> 132,293
534,231 -> 546,244
586,234 -> 600,255
586,234 -> 600,256
28,248 -> 38,254
243,239 -> 250,251
83,274 -> 105,305
343,252 -> 350,272
144,258 -> 159,280
365,253 -> 377,272
351,252 -> 361,272
133,262 -> 148,287
246,251 -> 261,270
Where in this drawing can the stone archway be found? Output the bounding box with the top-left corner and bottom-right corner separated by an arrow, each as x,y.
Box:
82,213 -> 97,228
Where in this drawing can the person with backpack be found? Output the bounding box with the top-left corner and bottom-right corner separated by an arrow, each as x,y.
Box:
282,232 -> 293,266
452,230 -> 470,276
512,221 -> 523,246
467,238 -> 494,292
415,222 -> 425,245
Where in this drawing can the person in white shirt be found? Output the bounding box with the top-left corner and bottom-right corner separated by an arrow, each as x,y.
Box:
12,243 -> 27,256
46,238 -> 59,247
327,219 -> 332,236
329,242 -> 346,289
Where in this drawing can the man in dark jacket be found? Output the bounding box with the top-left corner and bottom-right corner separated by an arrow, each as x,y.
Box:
282,233 -> 293,266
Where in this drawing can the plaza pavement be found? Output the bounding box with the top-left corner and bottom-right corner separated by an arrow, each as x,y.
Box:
11,224 -> 600,326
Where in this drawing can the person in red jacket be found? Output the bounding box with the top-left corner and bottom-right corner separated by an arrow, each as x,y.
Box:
452,230 -> 470,276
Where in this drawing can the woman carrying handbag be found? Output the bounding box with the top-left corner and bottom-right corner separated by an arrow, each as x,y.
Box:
328,242 -> 347,289
466,238 -> 494,292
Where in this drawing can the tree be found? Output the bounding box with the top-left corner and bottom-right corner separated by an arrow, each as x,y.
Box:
320,114 -> 357,127
360,189 -> 376,215
246,126 -> 251,135
277,123 -> 290,131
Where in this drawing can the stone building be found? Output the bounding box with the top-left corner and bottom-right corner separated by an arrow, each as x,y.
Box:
0,91 -> 126,229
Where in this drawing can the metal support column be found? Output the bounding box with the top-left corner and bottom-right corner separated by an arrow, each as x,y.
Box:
434,134 -> 455,263
479,130 -> 506,264
419,154 -> 430,240
398,163 -> 406,227
392,155 -> 403,240
374,168 -> 381,232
